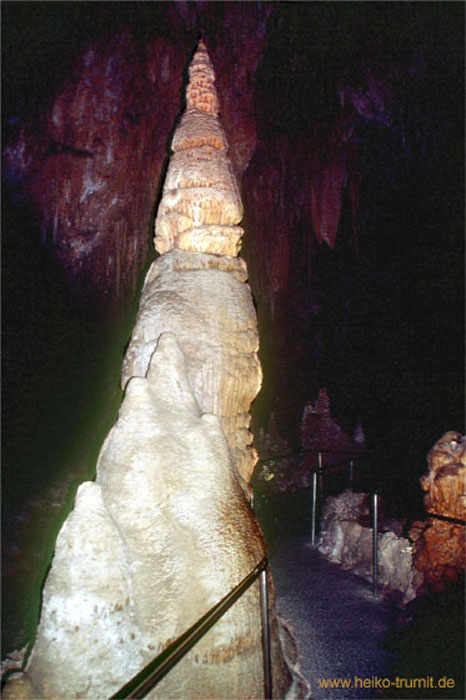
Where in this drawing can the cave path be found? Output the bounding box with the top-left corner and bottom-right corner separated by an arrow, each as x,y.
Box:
269,536 -> 398,699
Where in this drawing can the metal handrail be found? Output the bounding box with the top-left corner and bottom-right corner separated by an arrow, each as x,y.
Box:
258,447 -> 366,465
425,511 -> 466,526
110,557 -> 270,699
311,459 -> 360,475
309,452 -> 366,547
372,493 -> 379,596
304,451 -> 381,595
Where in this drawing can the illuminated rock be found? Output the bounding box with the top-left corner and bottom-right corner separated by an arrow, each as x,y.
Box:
121,250 -> 261,485
24,334 -> 301,698
126,41 -> 262,485
1,673 -> 37,700
19,42 -> 305,700
319,491 -> 417,602
410,432 -> 466,591
154,40 -> 244,258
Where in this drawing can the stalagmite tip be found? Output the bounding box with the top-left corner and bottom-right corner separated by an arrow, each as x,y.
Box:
186,38 -> 219,115
154,39 -> 243,257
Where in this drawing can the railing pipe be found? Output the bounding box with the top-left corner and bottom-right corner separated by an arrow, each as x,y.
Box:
260,569 -> 273,699
258,447 -> 366,465
425,511 -> 466,526
372,492 -> 378,597
311,470 -> 317,547
317,451 -> 323,493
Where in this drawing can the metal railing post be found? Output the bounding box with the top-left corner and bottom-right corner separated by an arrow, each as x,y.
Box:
349,459 -> 354,487
317,451 -> 323,493
311,470 -> 317,547
372,492 -> 378,597
260,568 -> 272,700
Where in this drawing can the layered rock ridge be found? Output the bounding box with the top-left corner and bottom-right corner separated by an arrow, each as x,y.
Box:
154,40 -> 244,258
19,40 -> 305,699
122,39 -> 262,486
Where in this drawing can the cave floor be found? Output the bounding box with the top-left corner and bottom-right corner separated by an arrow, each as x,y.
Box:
269,536 -> 399,699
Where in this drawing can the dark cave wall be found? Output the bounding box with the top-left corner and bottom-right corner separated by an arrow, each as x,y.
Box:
241,2 -> 464,496
2,5 -> 464,654
3,0 -> 465,492
3,0 -> 464,492
2,1 -> 270,311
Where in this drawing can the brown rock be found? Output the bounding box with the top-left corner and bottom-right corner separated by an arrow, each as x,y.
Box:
1,673 -> 40,700
411,432 -> 466,591
421,430 -> 466,520
301,387 -> 365,454
186,40 -> 220,116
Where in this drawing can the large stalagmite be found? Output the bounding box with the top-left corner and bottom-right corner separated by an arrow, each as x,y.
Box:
122,40 -> 262,486
17,41 -> 305,699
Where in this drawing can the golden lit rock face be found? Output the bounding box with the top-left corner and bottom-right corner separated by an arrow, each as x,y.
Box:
129,41 -> 262,484
186,40 -> 220,116
155,40 -> 243,257
410,432 -> 466,591
421,431 -> 466,520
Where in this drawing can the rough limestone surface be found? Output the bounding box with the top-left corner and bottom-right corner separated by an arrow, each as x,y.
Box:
319,491 -> 417,602
1,673 -> 38,700
19,41 -> 305,700
301,388 -> 366,455
410,431 -> 466,591
124,40 -> 262,486
155,40 -> 244,258
122,250 -> 262,485
24,334 -> 296,698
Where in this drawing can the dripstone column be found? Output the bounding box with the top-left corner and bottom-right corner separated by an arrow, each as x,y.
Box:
17,41 -> 307,700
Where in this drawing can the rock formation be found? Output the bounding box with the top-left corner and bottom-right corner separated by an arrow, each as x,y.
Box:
122,40 -> 262,487
301,388 -> 365,456
319,491 -> 417,602
3,12 -> 463,653
12,41 -> 305,699
410,432 -> 466,592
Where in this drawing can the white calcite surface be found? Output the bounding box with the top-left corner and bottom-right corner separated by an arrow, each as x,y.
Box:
121,250 -> 262,485
25,334 -> 275,698
319,491 -> 417,602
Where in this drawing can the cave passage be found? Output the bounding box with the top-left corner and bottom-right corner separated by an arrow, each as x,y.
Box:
269,535 -> 464,700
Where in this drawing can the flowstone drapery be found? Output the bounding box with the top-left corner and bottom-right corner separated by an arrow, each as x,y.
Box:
10,41 -> 306,700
